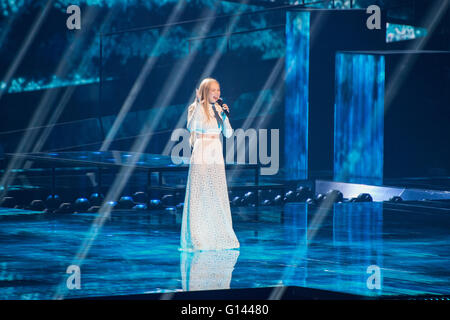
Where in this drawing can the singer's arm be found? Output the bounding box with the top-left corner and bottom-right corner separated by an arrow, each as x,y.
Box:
187,101 -> 204,133
221,110 -> 233,139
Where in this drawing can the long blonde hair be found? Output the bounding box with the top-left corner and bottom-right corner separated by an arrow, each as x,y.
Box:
188,77 -> 219,146
197,77 -> 219,122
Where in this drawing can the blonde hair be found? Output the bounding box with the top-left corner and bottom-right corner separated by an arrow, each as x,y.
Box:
188,77 -> 220,146
197,77 -> 219,122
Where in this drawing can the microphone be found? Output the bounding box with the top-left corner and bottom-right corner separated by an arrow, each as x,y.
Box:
216,98 -> 229,117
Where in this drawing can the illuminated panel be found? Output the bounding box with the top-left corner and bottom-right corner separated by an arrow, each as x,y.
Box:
334,53 -> 385,185
386,23 -> 427,43
333,202 -> 383,296
2,75 -> 108,93
284,11 -> 310,180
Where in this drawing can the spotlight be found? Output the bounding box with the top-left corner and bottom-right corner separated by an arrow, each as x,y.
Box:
117,196 -> 135,209
273,195 -> 283,205
149,199 -> 162,210
46,195 -> 61,211
325,190 -> 344,203
284,190 -> 296,202
105,201 -> 118,209
262,199 -> 272,206
161,194 -> 176,207
240,192 -> 255,206
89,193 -> 104,206
306,198 -> 316,205
74,198 -> 90,213
231,196 -> 241,207
55,203 -> 74,214
244,191 -> 256,204
133,203 -> 147,210
389,196 -> 403,203
315,193 -> 326,204
355,193 -> 373,202
88,206 -> 100,213
296,186 -> 312,202
0,197 -> 16,208
133,191 -> 148,204
176,203 -> 184,210
29,200 -> 45,211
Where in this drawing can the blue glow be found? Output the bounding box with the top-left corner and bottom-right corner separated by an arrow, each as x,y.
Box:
283,203 -> 307,244
1,1 -> 269,95
386,23 -> 427,43
1,0 -> 264,17
228,29 -> 285,60
0,202 -> 449,298
1,75 -> 114,94
284,11 -> 310,180
333,202 -> 383,295
334,53 -> 385,185
0,0 -> 367,18
0,0 -> 25,16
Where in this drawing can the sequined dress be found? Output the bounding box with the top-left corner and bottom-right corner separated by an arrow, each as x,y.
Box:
180,101 -> 240,251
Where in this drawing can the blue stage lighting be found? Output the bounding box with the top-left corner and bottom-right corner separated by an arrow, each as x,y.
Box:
46,194 -> 62,210
149,199 -> 162,210
117,196 -> 134,209
334,53 -> 385,184
326,190 -> 344,203
161,194 -> 176,207
0,197 -> 16,208
55,202 -> 74,214
295,186 -> 312,202
284,11 -> 310,180
133,203 -> 147,210
133,191 -> 148,204
89,193 -> 104,206
74,198 -> 90,212
30,199 -> 45,211
355,193 -> 373,202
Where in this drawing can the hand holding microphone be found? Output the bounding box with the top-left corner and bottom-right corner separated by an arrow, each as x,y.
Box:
216,98 -> 230,117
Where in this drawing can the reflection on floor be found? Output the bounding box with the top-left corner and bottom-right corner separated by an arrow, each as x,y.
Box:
0,201 -> 449,299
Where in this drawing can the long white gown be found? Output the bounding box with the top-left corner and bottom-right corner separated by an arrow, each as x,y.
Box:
180,250 -> 240,291
180,100 -> 240,251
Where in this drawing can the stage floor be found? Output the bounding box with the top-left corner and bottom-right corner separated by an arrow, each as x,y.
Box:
0,201 -> 449,300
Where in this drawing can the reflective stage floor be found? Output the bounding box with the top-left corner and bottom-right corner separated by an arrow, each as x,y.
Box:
0,201 -> 449,300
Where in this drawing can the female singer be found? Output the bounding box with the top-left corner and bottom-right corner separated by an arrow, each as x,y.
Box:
180,78 -> 240,251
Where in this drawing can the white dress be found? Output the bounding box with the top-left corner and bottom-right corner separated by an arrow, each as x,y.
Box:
180,100 -> 240,251
180,250 -> 240,291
